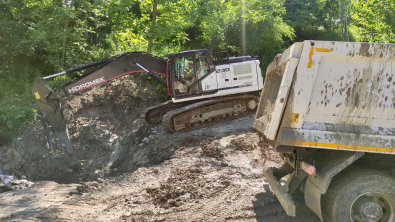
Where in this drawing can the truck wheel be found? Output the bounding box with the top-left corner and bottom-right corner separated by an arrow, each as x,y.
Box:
322,167 -> 395,222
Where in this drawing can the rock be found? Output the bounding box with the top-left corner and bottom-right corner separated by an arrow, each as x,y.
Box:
0,147 -> 21,171
77,181 -> 100,193
97,178 -> 105,183
180,193 -> 191,199
11,180 -> 21,186
221,161 -> 228,167
168,199 -> 176,206
76,185 -> 86,193
90,181 -> 99,188
0,183 -> 13,193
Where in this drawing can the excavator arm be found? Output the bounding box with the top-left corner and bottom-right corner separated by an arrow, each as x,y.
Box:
32,52 -> 167,156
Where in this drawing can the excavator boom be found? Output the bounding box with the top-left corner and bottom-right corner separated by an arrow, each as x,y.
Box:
32,52 -> 167,155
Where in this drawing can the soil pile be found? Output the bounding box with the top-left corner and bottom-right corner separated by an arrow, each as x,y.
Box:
2,74 -> 167,183
200,137 -> 226,160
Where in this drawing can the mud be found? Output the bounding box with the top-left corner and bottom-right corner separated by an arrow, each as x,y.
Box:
2,75 -> 165,183
200,137 -> 226,160
0,75 -> 320,221
0,116 -> 320,221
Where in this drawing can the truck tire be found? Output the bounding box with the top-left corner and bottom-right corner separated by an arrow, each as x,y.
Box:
322,167 -> 395,222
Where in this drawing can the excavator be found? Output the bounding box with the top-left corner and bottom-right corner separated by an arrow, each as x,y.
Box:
32,49 -> 263,157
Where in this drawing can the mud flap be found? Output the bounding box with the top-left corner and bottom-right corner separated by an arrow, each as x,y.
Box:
303,150 -> 365,220
304,180 -> 323,220
263,167 -> 296,217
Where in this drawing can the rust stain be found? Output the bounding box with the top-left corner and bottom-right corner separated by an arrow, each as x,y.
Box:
359,43 -> 372,57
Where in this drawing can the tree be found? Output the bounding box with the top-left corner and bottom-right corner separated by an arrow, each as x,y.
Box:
0,0 -> 103,144
104,0 -> 195,55
283,0 -> 344,42
350,0 -> 395,43
194,0 -> 294,67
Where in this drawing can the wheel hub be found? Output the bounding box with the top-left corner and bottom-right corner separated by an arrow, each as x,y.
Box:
351,193 -> 395,222
355,201 -> 383,221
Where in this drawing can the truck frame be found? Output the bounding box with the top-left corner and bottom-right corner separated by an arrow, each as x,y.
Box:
254,41 -> 395,222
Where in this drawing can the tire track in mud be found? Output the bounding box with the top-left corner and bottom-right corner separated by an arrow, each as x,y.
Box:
95,120 -> 320,222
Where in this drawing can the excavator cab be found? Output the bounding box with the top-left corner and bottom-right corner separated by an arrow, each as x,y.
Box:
167,50 -> 215,98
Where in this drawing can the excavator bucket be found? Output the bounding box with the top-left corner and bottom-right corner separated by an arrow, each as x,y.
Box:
32,77 -> 73,155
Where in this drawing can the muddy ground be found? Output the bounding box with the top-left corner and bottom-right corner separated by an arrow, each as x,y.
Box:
0,75 -> 320,221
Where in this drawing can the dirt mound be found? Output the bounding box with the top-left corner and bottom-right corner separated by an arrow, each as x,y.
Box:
146,166 -> 231,209
200,137 -> 226,160
146,167 -> 201,208
5,74 -> 168,183
259,138 -> 284,168
229,135 -> 255,151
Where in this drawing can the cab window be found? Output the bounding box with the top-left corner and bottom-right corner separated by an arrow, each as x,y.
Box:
174,56 -> 194,79
195,52 -> 209,79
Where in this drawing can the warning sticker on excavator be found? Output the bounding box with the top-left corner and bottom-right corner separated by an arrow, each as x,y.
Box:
292,113 -> 299,123
34,92 -> 40,100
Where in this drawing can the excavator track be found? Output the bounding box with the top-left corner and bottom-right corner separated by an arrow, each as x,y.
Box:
142,100 -> 195,124
162,95 -> 258,132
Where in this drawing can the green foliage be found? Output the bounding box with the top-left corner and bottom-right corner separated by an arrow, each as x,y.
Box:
350,0 -> 395,43
194,0 -> 294,68
0,84 -> 36,144
0,0 -> 392,145
140,73 -> 170,101
283,0 -> 344,42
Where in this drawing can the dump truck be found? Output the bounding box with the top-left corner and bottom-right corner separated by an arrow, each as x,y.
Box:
254,41 -> 395,222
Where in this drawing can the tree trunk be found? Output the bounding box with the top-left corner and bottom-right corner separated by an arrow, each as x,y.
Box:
53,1 -> 60,64
94,19 -> 99,44
61,0 -> 73,68
147,0 -> 157,54
84,9 -> 88,43
61,20 -> 69,68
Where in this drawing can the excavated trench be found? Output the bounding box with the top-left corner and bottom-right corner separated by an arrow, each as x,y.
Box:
0,75 -> 170,185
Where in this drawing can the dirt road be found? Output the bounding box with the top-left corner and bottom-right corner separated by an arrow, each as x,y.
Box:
0,115 -> 320,221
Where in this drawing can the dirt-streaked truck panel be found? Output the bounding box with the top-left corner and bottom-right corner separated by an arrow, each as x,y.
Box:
254,40 -> 395,155
254,41 -> 395,221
